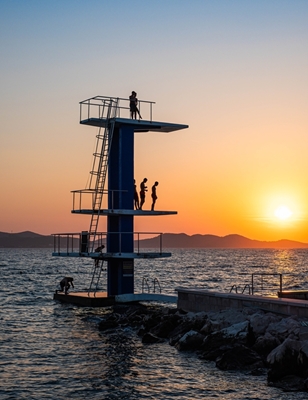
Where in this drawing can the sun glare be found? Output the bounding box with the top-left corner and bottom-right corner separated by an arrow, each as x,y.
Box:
274,205 -> 293,221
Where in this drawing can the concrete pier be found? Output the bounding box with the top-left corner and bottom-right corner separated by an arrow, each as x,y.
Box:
53,291 -> 177,307
176,287 -> 308,318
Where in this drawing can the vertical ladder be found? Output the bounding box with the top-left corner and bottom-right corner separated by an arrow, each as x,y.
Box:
88,98 -> 119,251
88,259 -> 104,296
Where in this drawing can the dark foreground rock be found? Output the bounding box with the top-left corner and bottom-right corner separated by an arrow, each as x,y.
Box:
97,303 -> 308,392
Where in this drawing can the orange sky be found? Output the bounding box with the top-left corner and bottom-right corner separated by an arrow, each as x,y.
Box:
1,1 -> 308,242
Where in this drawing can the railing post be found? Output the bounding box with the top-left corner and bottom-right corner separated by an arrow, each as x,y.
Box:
251,274 -> 254,295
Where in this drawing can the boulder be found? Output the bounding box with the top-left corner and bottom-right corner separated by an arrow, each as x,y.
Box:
215,344 -> 263,371
249,312 -> 281,337
252,332 -> 281,357
266,317 -> 301,342
142,332 -> 163,344
267,338 -> 303,382
201,331 -> 237,361
98,319 -> 119,331
169,320 -> 196,346
175,330 -> 205,351
150,314 -> 182,338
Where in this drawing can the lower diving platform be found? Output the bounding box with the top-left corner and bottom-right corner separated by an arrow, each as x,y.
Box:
53,291 -> 177,307
52,251 -> 172,258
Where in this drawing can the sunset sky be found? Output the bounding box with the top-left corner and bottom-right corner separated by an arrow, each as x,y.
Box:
1,1 -> 308,242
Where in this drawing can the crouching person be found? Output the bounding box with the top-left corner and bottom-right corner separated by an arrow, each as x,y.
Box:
59,277 -> 74,295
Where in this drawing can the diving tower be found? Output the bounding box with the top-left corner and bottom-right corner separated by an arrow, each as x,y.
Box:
53,95 -> 188,303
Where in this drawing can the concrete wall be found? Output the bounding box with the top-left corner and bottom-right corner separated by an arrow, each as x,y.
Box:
176,287 -> 308,317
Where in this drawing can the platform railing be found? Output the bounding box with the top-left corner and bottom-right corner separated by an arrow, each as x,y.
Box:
52,231 -> 165,255
251,273 -> 282,296
229,272 -> 283,297
71,189 -> 128,212
79,95 -> 155,122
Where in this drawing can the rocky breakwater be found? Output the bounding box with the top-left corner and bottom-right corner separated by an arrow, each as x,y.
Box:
98,303 -> 308,392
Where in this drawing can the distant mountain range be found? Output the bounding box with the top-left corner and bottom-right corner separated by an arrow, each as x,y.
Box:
140,233 -> 308,249
1,231 -> 308,249
0,231 -> 54,248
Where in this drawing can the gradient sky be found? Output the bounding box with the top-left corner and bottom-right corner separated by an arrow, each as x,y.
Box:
1,0 -> 308,241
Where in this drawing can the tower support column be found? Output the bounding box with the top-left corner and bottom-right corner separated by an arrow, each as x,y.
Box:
107,125 -> 134,295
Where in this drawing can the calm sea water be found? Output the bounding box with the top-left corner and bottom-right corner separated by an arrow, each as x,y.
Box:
1,248 -> 308,399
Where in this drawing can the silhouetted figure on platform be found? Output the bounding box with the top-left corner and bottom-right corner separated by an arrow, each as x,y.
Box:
94,245 -> 105,267
151,181 -> 159,211
139,178 -> 148,210
59,277 -> 74,295
134,179 -> 140,210
129,91 -> 142,119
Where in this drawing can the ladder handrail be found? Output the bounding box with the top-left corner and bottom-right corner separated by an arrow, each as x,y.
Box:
88,259 -> 104,297
142,277 -> 150,293
88,98 -> 119,251
153,277 -> 161,293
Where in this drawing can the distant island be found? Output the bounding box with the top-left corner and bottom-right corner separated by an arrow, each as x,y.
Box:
1,231 -> 308,249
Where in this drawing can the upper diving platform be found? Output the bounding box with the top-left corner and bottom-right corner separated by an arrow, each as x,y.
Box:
79,95 -> 188,133
72,208 -> 177,216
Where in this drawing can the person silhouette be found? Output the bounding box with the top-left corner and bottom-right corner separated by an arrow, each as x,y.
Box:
139,178 -> 147,210
134,179 -> 140,210
129,91 -> 142,119
59,277 -> 74,295
151,181 -> 159,211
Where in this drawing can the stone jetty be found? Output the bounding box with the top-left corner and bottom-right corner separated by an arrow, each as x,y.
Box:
97,303 -> 308,392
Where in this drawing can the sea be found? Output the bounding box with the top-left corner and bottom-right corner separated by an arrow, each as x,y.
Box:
1,247 -> 308,400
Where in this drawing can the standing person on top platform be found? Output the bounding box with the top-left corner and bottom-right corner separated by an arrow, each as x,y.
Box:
129,91 -> 142,119
151,181 -> 159,211
134,179 -> 140,210
139,178 -> 148,210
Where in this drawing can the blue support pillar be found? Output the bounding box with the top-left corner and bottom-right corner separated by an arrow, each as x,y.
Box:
107,124 -> 134,295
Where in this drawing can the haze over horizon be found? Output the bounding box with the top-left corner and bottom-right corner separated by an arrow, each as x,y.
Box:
1,1 -> 308,242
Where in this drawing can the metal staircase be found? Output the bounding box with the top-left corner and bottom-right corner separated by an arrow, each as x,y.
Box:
88,98 -> 118,251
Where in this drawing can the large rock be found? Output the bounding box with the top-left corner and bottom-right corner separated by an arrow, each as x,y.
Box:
98,319 -> 119,331
142,332 -> 163,344
249,312 -> 281,337
266,317 -> 301,342
200,331 -> 236,361
150,314 -> 182,338
252,332 -> 281,357
175,330 -> 205,351
267,338 -> 303,382
215,344 -> 264,371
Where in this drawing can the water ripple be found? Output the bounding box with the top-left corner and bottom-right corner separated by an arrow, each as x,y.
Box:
1,248 -> 308,399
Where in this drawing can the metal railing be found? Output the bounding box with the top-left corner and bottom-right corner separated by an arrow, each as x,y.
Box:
52,231 -> 166,255
153,278 -> 162,293
142,277 -> 150,293
142,277 -> 162,294
251,273 -> 282,296
229,272 -> 283,296
71,189 -> 128,212
79,95 -> 156,122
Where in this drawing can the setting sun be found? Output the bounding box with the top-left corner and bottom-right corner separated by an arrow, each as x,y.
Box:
274,205 -> 293,221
